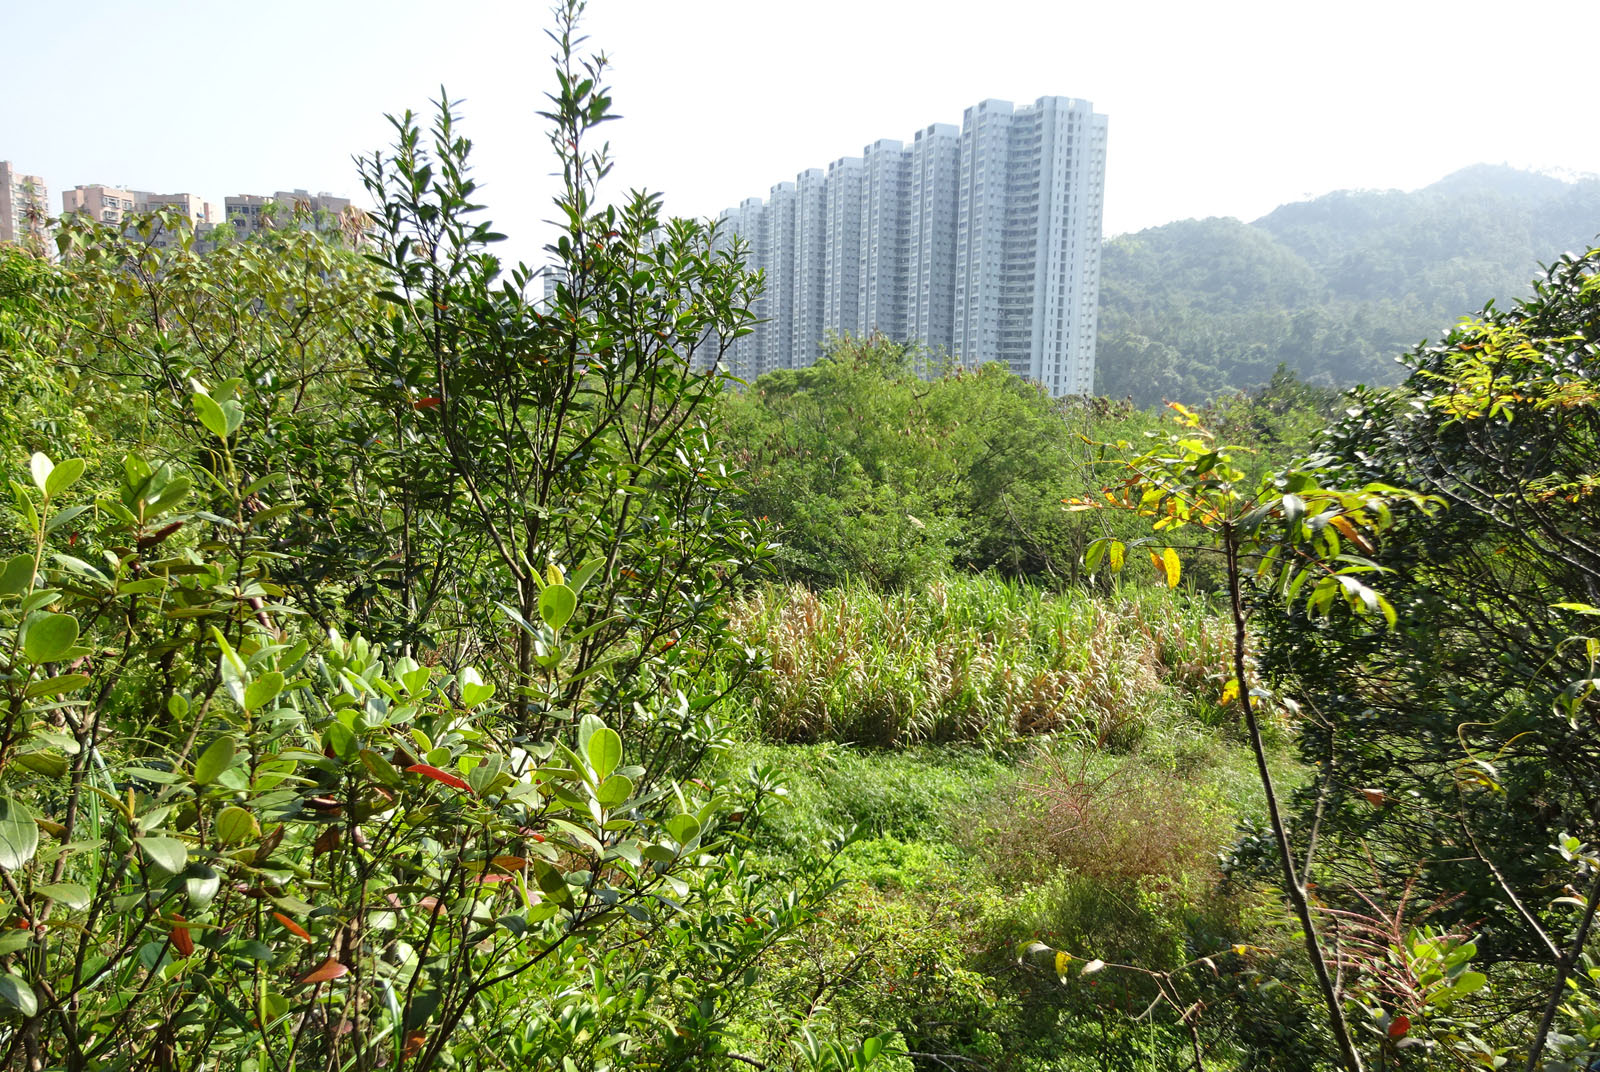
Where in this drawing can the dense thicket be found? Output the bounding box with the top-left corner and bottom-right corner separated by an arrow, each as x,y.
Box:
0,10 -> 880,1069
1255,248 -> 1600,1058
1098,165 -> 1600,405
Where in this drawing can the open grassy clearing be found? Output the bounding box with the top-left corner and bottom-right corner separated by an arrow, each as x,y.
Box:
711,577 -> 1313,1070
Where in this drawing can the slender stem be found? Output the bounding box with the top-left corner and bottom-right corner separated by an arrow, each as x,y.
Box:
1524,859 -> 1600,1071
1225,523 -> 1364,1072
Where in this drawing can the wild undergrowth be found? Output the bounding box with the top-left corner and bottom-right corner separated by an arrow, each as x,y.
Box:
713,571 -> 1305,1070
728,574 -> 1234,747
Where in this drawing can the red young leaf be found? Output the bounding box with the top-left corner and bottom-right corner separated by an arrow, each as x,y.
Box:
405,764 -> 470,792
1388,1015 -> 1411,1039
297,957 -> 349,985
411,396 -> 442,410
273,912 -> 312,942
171,916 -> 194,957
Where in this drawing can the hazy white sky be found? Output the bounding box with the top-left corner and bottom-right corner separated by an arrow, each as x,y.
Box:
7,0 -> 1598,266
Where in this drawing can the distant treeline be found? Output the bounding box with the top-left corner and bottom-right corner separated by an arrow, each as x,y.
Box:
1096,163 -> 1600,405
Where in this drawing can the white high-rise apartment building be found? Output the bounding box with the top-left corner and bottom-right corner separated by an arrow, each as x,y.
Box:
792,168 -> 827,371
0,162 -> 50,249
954,97 -> 1105,396
713,95 -> 1105,396
908,124 -> 961,356
824,156 -> 862,340
860,139 -> 910,341
763,181 -> 796,377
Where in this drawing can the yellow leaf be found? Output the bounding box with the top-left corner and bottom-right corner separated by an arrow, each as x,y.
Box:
1055,950 -> 1072,979
1219,679 -> 1239,706
1162,547 -> 1182,589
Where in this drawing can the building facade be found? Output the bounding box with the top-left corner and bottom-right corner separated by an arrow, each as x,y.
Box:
713,96 -> 1106,396
225,190 -> 353,241
0,162 -> 50,249
859,139 -> 910,341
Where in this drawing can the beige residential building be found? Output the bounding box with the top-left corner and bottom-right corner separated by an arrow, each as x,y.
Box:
60,184 -> 139,226
1,161 -> 51,248
134,191 -> 217,227
62,185 -> 222,248
225,190 -> 354,240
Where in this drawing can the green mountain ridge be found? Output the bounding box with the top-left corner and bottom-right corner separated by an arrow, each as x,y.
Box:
1096,164 -> 1600,406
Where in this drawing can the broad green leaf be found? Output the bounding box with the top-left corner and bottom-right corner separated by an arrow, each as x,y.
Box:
458,667 -> 494,709
36,881 -> 90,910
214,807 -> 258,846
568,556 -> 605,596
401,665 -> 431,695
192,393 -> 229,439
0,796 -> 39,871
185,867 -> 221,911
23,613 -> 78,664
243,671 -> 284,711
137,836 -> 188,875
586,727 -> 622,780
577,713 -> 604,757
0,975 -> 37,1016
360,749 -> 403,789
324,721 -> 358,761
24,673 -> 91,699
664,814 -> 700,845
595,774 -> 633,807
0,553 -> 34,596
194,736 -> 237,785
539,583 -> 577,630
1084,539 -> 1107,572
44,457 -> 85,499
12,752 -> 67,778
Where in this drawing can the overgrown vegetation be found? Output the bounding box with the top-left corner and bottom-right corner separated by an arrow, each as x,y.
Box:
728,575 -> 1229,747
1,4 -> 1597,1070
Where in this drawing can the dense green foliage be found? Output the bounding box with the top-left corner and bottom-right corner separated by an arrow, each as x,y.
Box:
1258,248 -> 1600,1065
1098,165 -> 1600,406
0,11 -> 870,1070
721,338 -> 1159,587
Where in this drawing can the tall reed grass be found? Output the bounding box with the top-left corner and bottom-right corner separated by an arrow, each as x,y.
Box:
728,575 -> 1232,747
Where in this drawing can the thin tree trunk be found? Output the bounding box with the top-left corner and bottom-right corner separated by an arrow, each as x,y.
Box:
1225,524 -> 1365,1072
1523,859 -> 1600,1071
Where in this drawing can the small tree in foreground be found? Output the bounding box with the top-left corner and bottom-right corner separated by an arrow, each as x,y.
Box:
1057,403 -> 1437,1072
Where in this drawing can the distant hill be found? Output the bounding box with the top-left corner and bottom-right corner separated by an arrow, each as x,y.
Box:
1095,165 -> 1600,406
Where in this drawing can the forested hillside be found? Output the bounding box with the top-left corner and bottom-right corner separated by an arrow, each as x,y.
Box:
1096,165 -> 1600,405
